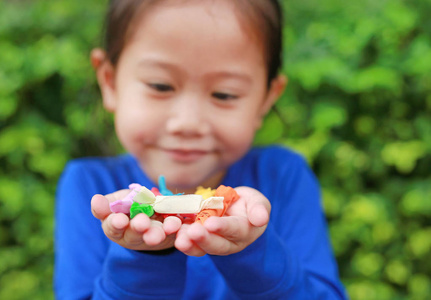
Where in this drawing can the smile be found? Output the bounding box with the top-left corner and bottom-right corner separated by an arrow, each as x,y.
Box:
164,148 -> 210,163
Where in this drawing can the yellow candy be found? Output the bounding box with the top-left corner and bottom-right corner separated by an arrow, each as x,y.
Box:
194,186 -> 216,199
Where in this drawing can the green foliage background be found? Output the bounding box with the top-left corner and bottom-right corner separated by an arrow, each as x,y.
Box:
0,0 -> 430,299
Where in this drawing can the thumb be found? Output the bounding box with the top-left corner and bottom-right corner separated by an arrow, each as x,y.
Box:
248,203 -> 270,227
91,189 -> 133,220
91,194 -> 111,220
235,187 -> 271,227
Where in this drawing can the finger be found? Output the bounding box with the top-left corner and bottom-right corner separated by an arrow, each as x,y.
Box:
247,203 -> 270,227
186,222 -> 208,241
104,189 -> 134,203
186,222 -> 233,255
123,214 -> 152,245
130,213 -> 152,233
91,189 -> 135,220
180,245 -> 206,257
143,220 -> 166,246
123,228 -> 145,246
163,216 -> 182,235
174,225 -> 192,251
102,213 -> 129,241
175,225 -> 206,256
91,194 -> 111,220
203,216 -> 248,240
234,187 -> 271,227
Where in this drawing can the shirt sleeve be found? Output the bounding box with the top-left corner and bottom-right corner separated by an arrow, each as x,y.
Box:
54,161 -> 109,299
54,161 -> 187,299
209,157 -> 348,299
92,244 -> 187,300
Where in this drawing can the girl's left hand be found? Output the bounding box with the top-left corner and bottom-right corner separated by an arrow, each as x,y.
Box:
174,187 -> 271,256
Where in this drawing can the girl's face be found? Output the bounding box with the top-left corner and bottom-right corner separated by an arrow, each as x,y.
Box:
96,0 -> 285,193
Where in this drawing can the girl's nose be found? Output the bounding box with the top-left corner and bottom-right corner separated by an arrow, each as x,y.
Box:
165,97 -> 211,137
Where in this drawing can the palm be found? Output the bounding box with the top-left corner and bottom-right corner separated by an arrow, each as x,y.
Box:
175,186 -> 271,256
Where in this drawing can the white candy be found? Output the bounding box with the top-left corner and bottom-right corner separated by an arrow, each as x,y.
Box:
133,186 -> 156,204
154,195 -> 224,214
201,197 -> 224,210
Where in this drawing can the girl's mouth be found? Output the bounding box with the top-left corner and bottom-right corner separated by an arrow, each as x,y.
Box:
165,149 -> 209,163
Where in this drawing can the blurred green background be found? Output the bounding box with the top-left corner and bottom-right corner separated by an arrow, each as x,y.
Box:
0,0 -> 430,299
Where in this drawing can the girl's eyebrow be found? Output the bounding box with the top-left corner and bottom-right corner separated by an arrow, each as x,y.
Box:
206,71 -> 252,85
137,58 -> 181,72
136,58 -> 252,84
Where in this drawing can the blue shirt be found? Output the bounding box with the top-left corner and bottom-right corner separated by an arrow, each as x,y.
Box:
55,146 -> 347,299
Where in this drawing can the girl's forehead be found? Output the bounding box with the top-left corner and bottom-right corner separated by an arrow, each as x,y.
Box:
125,2 -> 265,64
106,0 -> 281,82
129,0 -> 265,50
115,1 -> 267,86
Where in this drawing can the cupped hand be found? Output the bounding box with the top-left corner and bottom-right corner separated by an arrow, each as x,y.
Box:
174,186 -> 271,257
91,190 -> 182,251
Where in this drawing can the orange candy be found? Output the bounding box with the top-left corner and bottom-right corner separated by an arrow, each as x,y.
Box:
195,185 -> 239,224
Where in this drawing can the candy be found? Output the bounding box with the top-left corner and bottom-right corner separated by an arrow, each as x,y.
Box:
158,176 -> 174,196
215,185 -> 240,215
109,183 -> 142,213
108,176 -> 238,223
195,185 -> 239,224
133,186 -> 156,204
109,199 -> 133,214
195,186 -> 216,199
153,195 -> 224,214
130,202 -> 154,218
151,187 -> 162,196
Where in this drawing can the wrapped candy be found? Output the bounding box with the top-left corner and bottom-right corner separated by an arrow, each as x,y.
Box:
109,176 -> 239,223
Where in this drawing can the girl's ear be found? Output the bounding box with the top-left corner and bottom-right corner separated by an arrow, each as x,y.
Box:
91,48 -> 117,112
256,74 -> 288,128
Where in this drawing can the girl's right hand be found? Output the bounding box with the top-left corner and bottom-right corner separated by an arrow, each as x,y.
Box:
91,190 -> 182,251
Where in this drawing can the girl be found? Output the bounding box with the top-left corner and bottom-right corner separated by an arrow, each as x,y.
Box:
55,0 -> 347,299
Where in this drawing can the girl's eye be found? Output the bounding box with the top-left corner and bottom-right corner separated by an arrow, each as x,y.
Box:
212,92 -> 238,101
147,83 -> 174,92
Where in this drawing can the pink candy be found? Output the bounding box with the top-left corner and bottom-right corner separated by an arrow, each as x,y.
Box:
109,183 -> 142,214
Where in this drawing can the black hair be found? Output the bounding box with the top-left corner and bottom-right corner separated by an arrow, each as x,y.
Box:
104,0 -> 283,84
